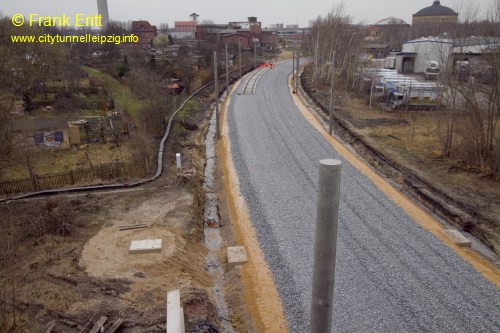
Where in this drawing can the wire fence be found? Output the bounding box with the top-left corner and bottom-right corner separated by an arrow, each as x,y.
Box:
0,162 -> 150,195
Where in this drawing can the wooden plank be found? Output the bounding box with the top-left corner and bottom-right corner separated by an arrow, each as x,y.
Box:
118,224 -> 148,231
89,316 -> 108,333
44,321 -> 56,333
107,318 -> 124,333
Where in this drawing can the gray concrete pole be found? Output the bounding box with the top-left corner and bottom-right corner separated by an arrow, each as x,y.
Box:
328,51 -> 336,135
253,40 -> 257,69
225,43 -> 229,92
239,39 -> 242,78
213,51 -> 220,139
310,159 -> 342,333
295,51 -> 300,93
292,50 -> 296,93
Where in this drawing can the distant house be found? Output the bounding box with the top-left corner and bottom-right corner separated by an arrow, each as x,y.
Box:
174,21 -> 197,33
172,13 -> 199,39
132,20 -> 157,49
396,37 -> 453,74
221,33 -> 250,48
395,36 -> 500,75
261,31 -> 278,50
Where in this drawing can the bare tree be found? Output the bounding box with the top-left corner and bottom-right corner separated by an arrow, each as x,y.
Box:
453,0 -> 482,23
436,21 -> 500,172
306,3 -> 355,85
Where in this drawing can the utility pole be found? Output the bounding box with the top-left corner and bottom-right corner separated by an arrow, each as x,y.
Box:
310,159 -> 342,333
225,43 -> 229,92
253,39 -> 257,69
239,38 -> 242,78
295,50 -> 300,93
328,51 -> 336,135
213,51 -> 219,139
292,50 -> 296,93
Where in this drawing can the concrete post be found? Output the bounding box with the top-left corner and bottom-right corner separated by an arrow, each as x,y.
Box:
239,39 -> 242,78
225,43 -> 229,92
310,159 -> 342,333
295,51 -> 300,93
328,51 -> 336,135
253,40 -> 257,69
176,153 -> 181,169
292,50 -> 296,93
213,51 -> 220,139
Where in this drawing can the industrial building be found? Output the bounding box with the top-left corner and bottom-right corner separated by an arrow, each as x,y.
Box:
412,1 -> 458,26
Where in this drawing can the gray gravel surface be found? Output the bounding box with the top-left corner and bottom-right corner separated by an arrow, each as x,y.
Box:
226,60 -> 500,333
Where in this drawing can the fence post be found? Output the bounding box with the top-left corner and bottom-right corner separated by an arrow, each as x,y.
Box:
310,159 -> 342,333
31,174 -> 40,192
69,170 -> 75,185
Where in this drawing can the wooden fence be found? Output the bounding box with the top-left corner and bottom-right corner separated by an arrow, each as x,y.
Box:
0,162 -> 150,195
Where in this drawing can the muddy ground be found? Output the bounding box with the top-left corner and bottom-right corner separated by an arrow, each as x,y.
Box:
0,89 -> 254,332
300,64 -> 500,257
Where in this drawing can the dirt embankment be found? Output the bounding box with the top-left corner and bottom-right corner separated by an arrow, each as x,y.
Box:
299,64 -> 500,257
0,88 -> 255,332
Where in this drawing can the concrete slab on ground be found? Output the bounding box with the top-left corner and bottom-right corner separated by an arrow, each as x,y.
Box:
167,289 -> 185,333
227,246 -> 248,270
129,239 -> 162,253
443,229 -> 471,247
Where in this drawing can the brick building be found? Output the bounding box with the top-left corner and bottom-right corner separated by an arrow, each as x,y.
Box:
412,1 -> 458,26
221,33 -> 250,48
132,20 -> 157,49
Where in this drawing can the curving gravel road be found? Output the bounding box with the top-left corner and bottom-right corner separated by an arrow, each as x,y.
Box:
226,60 -> 500,333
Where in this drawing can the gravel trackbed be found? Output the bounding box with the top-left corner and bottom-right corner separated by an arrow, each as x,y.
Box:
226,60 -> 500,333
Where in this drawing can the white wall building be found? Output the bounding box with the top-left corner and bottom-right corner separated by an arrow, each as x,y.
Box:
396,37 -> 453,74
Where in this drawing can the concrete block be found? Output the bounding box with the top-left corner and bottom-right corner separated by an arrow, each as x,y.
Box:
129,239 -> 162,253
444,229 -> 471,247
227,246 -> 248,270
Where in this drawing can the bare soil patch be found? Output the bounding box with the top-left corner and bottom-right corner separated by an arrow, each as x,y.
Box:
0,186 -> 220,332
0,89 -> 255,332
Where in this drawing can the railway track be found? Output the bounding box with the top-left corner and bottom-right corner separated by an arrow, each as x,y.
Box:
241,67 -> 269,95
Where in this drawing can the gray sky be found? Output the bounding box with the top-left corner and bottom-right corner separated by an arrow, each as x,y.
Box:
1,0 -> 493,28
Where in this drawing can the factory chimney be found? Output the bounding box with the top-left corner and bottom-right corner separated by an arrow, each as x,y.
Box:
96,0 -> 110,27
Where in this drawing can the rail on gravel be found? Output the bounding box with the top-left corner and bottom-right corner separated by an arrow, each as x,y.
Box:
296,62 -> 498,254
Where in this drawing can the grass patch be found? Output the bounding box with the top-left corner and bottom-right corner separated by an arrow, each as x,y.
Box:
177,99 -> 200,120
82,67 -> 144,124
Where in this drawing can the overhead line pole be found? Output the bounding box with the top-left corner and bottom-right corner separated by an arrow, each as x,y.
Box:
310,159 -> 342,333
328,51 -> 336,135
292,50 -> 296,93
295,49 -> 300,93
226,43 -> 229,92
254,39 -> 257,69
213,51 -> 220,139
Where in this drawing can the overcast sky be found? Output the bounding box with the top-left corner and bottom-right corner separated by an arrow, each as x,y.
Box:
1,0 -> 493,28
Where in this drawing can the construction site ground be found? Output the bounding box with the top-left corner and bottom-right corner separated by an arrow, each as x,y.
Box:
0,89 -> 254,332
1,57 -> 498,333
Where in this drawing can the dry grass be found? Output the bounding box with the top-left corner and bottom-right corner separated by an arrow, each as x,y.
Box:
0,142 -> 134,181
304,70 -> 500,252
